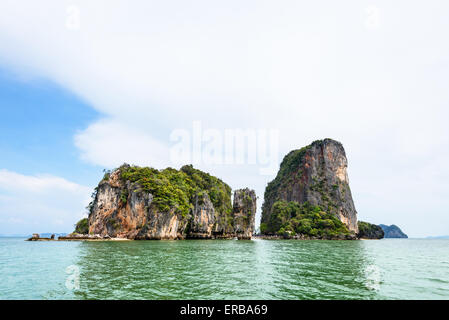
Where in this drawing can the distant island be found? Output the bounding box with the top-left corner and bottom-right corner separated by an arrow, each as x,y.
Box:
425,235 -> 449,239
379,224 -> 408,238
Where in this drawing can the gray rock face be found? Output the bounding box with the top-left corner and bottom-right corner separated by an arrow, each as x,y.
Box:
379,224 -> 408,238
88,166 -> 256,240
232,188 -> 257,239
187,193 -> 219,239
262,139 -> 359,234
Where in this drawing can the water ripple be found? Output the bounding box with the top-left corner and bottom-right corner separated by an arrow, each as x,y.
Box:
0,238 -> 449,299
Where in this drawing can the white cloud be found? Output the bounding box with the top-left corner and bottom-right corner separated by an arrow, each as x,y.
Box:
74,118 -> 170,169
0,170 -> 91,235
0,1 -> 449,236
0,170 -> 88,193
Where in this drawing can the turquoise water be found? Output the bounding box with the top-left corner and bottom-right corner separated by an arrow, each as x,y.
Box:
0,238 -> 448,299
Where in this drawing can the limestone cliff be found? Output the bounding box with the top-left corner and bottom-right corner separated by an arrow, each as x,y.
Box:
87,164 -> 256,240
232,188 -> 257,239
261,139 -> 358,237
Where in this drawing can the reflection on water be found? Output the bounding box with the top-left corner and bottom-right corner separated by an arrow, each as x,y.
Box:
263,240 -> 377,299
1,238 -> 448,299
72,240 -> 377,299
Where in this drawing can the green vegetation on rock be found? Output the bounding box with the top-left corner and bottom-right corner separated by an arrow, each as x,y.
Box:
264,200 -> 350,238
263,146 -> 311,212
120,189 -> 129,204
117,164 -> 232,217
261,139 -> 358,238
357,221 -> 384,239
74,218 -> 89,234
262,140 -> 338,218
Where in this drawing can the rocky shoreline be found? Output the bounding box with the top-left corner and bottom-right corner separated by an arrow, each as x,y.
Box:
27,233 -> 248,241
58,234 -> 131,241
253,234 -> 357,240
27,233 -> 131,241
30,233 -> 357,241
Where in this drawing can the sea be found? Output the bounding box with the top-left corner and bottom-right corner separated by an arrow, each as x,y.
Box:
0,237 -> 448,299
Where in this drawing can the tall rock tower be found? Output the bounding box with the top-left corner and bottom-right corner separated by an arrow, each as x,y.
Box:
261,139 -> 358,234
232,188 -> 257,239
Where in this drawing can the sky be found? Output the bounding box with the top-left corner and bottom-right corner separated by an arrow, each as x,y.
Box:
0,0 -> 448,237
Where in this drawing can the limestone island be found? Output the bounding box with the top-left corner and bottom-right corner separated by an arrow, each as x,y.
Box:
258,138 -> 396,240
36,138 -> 399,242
61,164 -> 256,240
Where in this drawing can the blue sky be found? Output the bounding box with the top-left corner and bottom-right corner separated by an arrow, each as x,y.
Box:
0,69 -> 102,185
0,1 -> 449,237
0,70 -> 103,235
